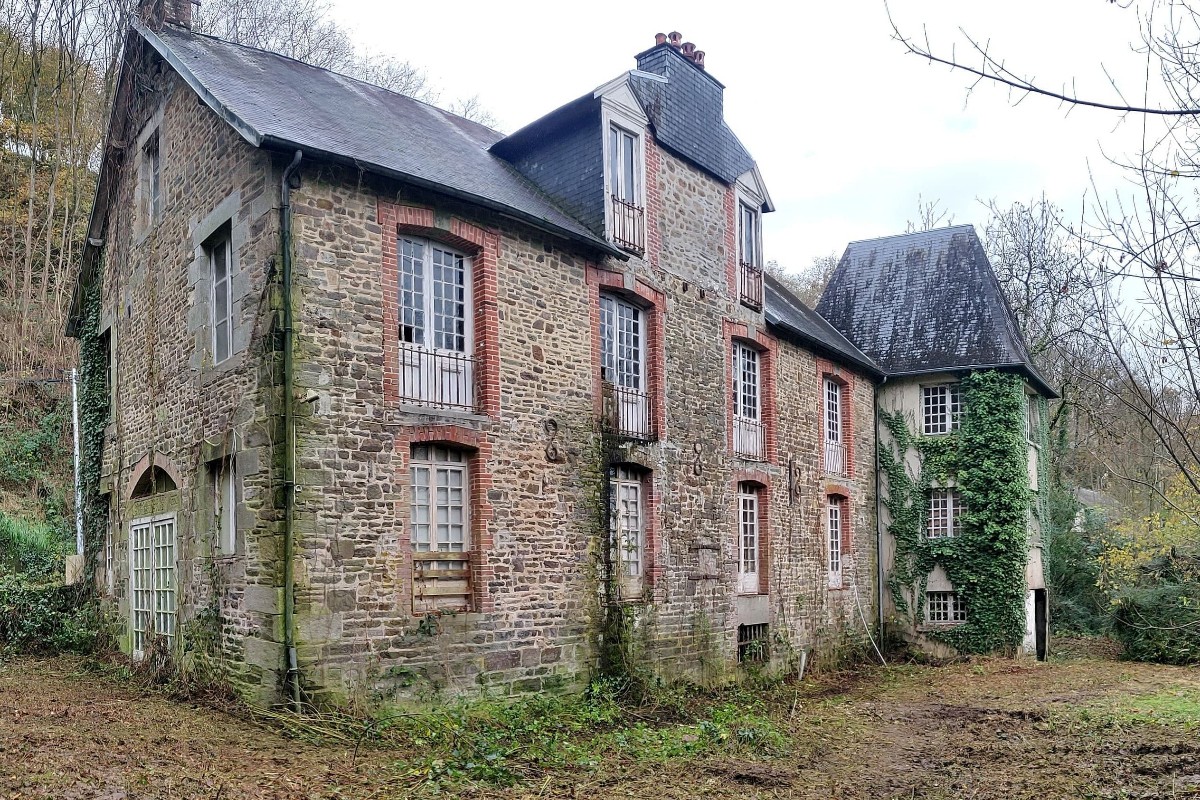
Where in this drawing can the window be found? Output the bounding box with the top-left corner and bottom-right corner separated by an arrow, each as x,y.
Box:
926,488 -> 963,539
610,466 -> 645,598
823,378 -> 846,474
600,293 -> 650,439
926,590 -> 967,623
215,459 -> 237,556
607,125 -> 644,253
410,445 -> 471,611
105,525 -> 113,592
827,497 -> 843,587
737,622 -> 769,663
397,237 -> 474,410
130,515 -> 175,656
141,132 -> 162,226
732,342 -> 764,460
737,202 -> 763,310
922,383 -> 963,435
737,483 -> 761,594
208,228 -> 234,364
1026,395 -> 1040,441
99,328 -> 113,423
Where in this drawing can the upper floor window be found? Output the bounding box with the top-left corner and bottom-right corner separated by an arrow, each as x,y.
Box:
922,382 -> 962,435
1025,395 -> 1040,441
732,342 -> 764,460
823,378 -> 846,475
610,465 -> 646,598
141,132 -> 162,227
926,590 -> 966,624
600,292 -> 651,440
827,496 -> 843,588
737,482 -> 761,594
607,124 -> 645,254
207,227 -> 234,364
737,201 -> 763,310
398,237 -> 474,411
926,487 -> 963,539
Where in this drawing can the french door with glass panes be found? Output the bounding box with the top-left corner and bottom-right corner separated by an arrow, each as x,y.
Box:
129,514 -> 176,658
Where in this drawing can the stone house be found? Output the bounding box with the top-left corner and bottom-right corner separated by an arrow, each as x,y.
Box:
68,4 -> 885,706
817,227 -> 1055,659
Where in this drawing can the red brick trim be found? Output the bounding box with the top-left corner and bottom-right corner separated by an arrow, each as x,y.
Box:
733,470 -> 771,595
825,492 -> 853,590
724,320 -> 778,463
816,359 -> 857,478
585,264 -> 666,439
610,460 -> 664,602
378,200 -> 501,419
645,133 -> 663,269
723,186 -> 737,298
394,426 -> 495,614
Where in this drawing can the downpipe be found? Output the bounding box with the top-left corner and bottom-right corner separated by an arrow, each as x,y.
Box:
280,149 -> 303,710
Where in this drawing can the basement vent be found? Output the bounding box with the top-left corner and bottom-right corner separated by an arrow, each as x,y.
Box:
737,623 -> 769,663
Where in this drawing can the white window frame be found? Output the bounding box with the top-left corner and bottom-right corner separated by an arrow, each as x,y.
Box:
141,131 -> 162,227
737,483 -> 760,594
105,525 -> 113,592
397,237 -> 474,408
926,590 -> 967,624
599,88 -> 649,251
610,466 -> 646,598
922,382 -> 963,435
926,487 -> 963,539
827,498 -> 843,588
823,378 -> 846,474
608,124 -> 641,205
600,292 -> 649,437
129,513 -> 176,659
216,459 -> 238,556
737,200 -> 762,269
208,229 -> 234,364
410,445 -> 470,557
732,341 -> 764,460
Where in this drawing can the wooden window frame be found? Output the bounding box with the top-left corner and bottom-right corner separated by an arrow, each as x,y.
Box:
207,227 -> 234,364
129,513 -> 176,658
922,382 -> 963,435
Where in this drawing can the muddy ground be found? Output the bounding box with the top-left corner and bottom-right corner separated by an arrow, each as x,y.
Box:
1,648 -> 1197,799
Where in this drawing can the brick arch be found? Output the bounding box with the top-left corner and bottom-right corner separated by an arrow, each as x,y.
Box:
126,452 -> 182,500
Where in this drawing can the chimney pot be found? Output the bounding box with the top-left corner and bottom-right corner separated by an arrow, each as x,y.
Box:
681,41 -> 695,57
693,50 -> 705,69
655,32 -> 667,46
668,31 -> 682,48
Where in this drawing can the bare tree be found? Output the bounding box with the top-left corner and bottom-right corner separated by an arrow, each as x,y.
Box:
766,253 -> 838,307
904,194 -> 955,233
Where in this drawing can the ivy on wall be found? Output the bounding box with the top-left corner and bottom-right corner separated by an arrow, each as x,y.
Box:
880,370 -> 1032,654
78,275 -> 111,584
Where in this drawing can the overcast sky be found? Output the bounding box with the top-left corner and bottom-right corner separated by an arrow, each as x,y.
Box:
328,1 -> 1154,271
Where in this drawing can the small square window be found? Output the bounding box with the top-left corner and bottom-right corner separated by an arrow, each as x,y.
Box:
922,383 -> 962,435
926,590 -> 966,623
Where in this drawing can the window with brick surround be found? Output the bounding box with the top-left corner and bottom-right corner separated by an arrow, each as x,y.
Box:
827,496 -> 843,588
737,482 -> 762,594
926,590 -> 967,623
922,382 -> 963,435
410,445 -> 471,612
600,292 -> 651,439
926,487 -> 963,539
397,237 -> 474,411
823,378 -> 846,475
141,131 -> 162,227
607,124 -> 645,254
609,465 -> 646,599
207,226 -> 234,364
737,201 -> 763,310
732,342 -> 765,460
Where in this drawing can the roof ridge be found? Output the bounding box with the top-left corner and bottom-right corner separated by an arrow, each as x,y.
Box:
844,224 -> 975,247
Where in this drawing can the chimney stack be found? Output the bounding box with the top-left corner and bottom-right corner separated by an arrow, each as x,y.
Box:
667,31 -> 682,48
653,31 -> 706,70
138,0 -> 194,30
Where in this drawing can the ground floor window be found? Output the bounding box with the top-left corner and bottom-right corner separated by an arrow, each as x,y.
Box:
129,515 -> 176,655
738,483 -> 762,594
926,590 -> 967,623
827,496 -> 843,588
610,465 -> 646,597
410,445 -> 471,611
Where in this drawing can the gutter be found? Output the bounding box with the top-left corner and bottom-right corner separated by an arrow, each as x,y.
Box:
280,149 -> 303,709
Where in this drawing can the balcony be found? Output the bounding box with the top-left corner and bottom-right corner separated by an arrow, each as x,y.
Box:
602,382 -> 653,441
738,260 -> 763,311
610,195 -> 645,255
399,344 -> 475,411
733,415 -> 765,460
824,439 -> 847,475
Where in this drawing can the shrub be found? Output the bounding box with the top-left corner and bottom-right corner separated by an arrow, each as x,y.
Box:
1110,579 -> 1200,665
0,576 -> 104,655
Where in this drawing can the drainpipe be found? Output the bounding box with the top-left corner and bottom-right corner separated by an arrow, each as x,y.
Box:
280,149 -> 303,709
874,374 -> 888,642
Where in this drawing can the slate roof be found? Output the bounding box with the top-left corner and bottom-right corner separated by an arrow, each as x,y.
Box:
815,226 -> 1056,397
763,274 -> 882,378
629,45 -> 756,185
144,21 -> 620,257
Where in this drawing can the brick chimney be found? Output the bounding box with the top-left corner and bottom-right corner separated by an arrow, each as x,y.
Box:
138,0 -> 194,31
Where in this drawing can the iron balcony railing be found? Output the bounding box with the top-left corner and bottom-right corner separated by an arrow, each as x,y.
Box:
610,195 -> 645,255
601,382 -> 653,441
824,440 -> 847,475
733,415 -> 765,460
398,344 -> 475,411
738,260 -> 763,311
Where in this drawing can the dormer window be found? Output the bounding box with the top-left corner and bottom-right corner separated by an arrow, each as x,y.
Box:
738,201 -> 762,310
607,124 -> 645,254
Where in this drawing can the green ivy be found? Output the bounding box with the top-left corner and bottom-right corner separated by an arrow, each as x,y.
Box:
880,371 -> 1032,654
77,275 -> 111,585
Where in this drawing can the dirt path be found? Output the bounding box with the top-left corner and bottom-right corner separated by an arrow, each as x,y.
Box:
2,655 -> 1197,799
